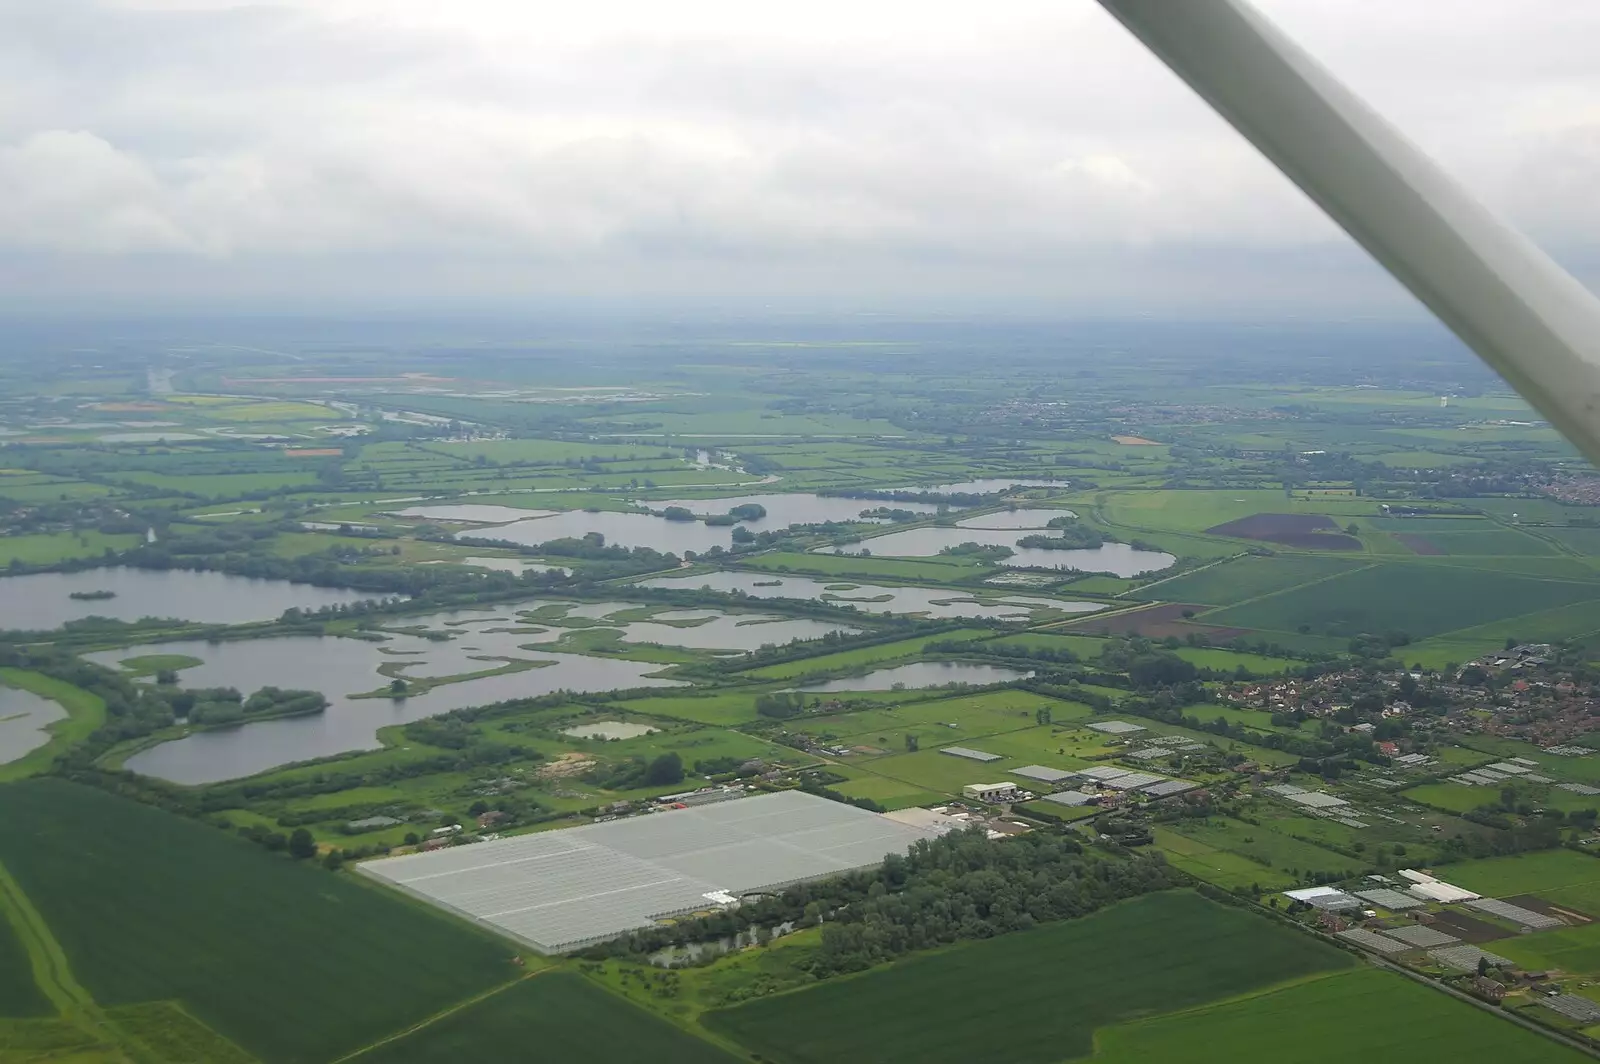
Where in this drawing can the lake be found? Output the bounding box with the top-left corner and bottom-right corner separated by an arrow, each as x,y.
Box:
788,662 -> 1035,692
391,504 -> 556,524
457,557 -> 569,575
637,571 -> 1102,620
562,720 -> 659,740
641,493 -> 943,527
0,685 -> 67,765
823,528 -> 1174,576
467,510 -> 740,554
0,568 -> 391,631
102,598 -> 854,782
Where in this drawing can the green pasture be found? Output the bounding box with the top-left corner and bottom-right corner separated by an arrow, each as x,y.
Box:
0,533 -> 141,566
703,891 -> 1351,1064
1133,554 -> 1366,606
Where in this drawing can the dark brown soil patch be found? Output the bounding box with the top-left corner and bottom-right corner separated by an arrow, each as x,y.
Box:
1395,533 -> 1444,555
1424,910 -> 1514,943
1206,513 -> 1364,551
1061,603 -> 1248,641
1508,894 -> 1592,924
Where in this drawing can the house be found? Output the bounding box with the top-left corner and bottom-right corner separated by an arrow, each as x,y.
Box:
1377,741 -> 1400,757
962,782 -> 1021,803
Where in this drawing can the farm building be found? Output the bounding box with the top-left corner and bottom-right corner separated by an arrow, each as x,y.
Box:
358,790 -> 941,954
941,746 -> 1002,762
962,782 -> 1021,803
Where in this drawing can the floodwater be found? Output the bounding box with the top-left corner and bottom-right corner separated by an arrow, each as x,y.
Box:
0,568 -> 390,631
0,685 -> 67,764
789,662 -> 1035,692
104,599 -> 854,782
637,571 -> 1102,620
823,528 -> 1174,576
640,493 -> 943,527
955,508 -> 1076,530
391,504 -> 556,524
562,720 -> 659,740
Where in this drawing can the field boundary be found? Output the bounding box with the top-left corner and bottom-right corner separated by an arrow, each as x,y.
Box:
329,971 -> 545,1063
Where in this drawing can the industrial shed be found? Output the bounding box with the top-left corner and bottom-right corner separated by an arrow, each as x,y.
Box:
358,790 -> 940,954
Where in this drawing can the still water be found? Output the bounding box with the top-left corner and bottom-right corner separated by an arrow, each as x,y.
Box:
0,685 -> 67,764
637,571 -> 1102,620
955,508 -> 1076,530
104,599 -> 853,782
824,528 -> 1174,576
789,662 -> 1035,692
899,479 -> 1068,494
392,504 -> 556,523
0,568 -> 389,631
641,493 -> 943,527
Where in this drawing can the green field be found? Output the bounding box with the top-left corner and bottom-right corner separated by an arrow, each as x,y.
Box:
1134,555 -> 1367,606
1434,849 -> 1600,904
1491,921 -> 1600,977
704,891 -> 1351,1064
1087,967 -> 1586,1064
361,972 -> 738,1063
1205,562 -> 1600,640
742,630 -> 992,680
0,907 -> 49,1019
0,532 -> 142,566
0,780 -> 515,1064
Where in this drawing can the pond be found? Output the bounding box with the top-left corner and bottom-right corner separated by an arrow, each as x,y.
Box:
639,493 -> 944,527
457,557 -> 569,575
788,662 -> 1035,692
0,568 -> 391,631
823,528 -> 1174,576
391,504 -> 556,524
561,720 -> 659,740
0,685 -> 67,765
467,510 -> 741,554
637,571 -> 1102,620
101,599 -> 855,782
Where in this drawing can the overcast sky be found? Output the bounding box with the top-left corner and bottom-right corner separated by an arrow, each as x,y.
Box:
2,0 -> 1598,316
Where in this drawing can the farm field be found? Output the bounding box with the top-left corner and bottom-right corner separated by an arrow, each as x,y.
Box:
359,972 -> 739,1063
0,780 -> 515,1064
1204,562 -> 1600,640
741,630 -> 993,680
702,891 -> 1353,1064
1132,554 -> 1368,606
1432,850 -> 1600,903
1086,968 -> 1587,1064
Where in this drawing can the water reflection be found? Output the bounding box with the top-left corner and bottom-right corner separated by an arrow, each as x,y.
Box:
788,662 -> 1035,691
637,571 -> 1102,620
0,686 -> 67,764
823,528 -> 1174,576
0,568 -> 389,631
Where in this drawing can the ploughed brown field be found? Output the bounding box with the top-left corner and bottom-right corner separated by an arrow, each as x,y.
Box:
1062,602 -> 1248,641
1394,533 -> 1445,555
1205,513 -> 1363,551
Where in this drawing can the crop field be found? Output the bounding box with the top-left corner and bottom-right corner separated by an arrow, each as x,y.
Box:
1204,562 -> 1600,640
1087,968 -> 1586,1064
1491,922 -> 1600,976
361,973 -> 738,1063
703,891 -> 1352,1064
1205,513 -> 1363,550
0,913 -> 48,1019
0,780 -> 514,1064
1402,527 -> 1561,556
1433,850 -> 1600,904
1154,818 -> 1359,888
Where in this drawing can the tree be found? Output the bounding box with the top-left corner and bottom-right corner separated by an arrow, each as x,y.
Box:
1477,955 -> 1490,976
905,734 -> 919,752
289,828 -> 317,859
389,678 -> 409,698
646,752 -> 685,786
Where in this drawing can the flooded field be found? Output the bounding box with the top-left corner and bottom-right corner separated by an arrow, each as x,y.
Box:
0,568 -> 389,631
637,571 -> 1102,620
